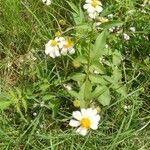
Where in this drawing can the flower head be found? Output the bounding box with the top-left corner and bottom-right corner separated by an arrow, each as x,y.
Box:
61,38 -> 75,55
45,37 -> 65,58
123,33 -> 130,41
69,108 -> 100,136
83,0 -> 103,19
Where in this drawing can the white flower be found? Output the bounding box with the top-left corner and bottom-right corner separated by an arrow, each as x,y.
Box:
61,38 -> 75,55
124,105 -> 131,112
33,112 -> 37,116
69,108 -> 100,136
108,14 -> 113,18
129,27 -> 136,32
63,83 -> 72,91
83,0 -> 103,19
45,37 -> 64,58
109,27 -> 115,32
42,0 -> 51,5
123,33 -> 130,40
105,44 -> 108,49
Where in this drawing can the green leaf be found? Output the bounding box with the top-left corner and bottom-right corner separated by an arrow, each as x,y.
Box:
91,86 -> 106,99
115,85 -> 128,97
97,87 -> 111,106
113,50 -> 122,66
68,90 -> 79,99
78,80 -> 92,108
89,74 -> 109,85
71,73 -> 86,82
101,21 -> 123,29
74,55 -> 88,64
91,30 -> 107,59
0,100 -> 12,110
90,61 -> 106,74
42,94 -> 55,101
112,67 -> 122,82
40,83 -> 50,91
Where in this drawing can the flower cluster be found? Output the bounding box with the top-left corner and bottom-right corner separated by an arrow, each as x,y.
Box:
45,36 -> 75,58
83,0 -> 103,19
69,108 -> 100,136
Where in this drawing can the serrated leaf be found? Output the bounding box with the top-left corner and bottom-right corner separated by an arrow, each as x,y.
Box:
91,86 -> 106,99
0,100 -> 12,110
112,67 -> 122,82
113,50 -> 122,66
75,55 -> 88,64
78,80 -> 92,108
90,61 -> 106,74
101,21 -> 123,29
71,73 -> 86,82
91,30 -> 107,59
42,95 -> 55,101
89,74 -> 109,85
68,90 -> 79,99
116,85 -> 128,97
97,87 -> 111,106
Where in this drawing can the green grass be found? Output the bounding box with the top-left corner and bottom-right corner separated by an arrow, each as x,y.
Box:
0,0 -> 150,149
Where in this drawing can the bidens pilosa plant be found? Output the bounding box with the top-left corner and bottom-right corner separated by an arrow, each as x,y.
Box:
43,0 -> 127,136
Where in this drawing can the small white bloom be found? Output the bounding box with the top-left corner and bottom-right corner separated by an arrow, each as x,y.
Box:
105,44 -> 108,49
141,9 -> 146,14
124,105 -> 131,112
83,0 -> 103,19
127,10 -> 135,15
63,83 -> 72,91
109,27 -> 115,32
61,39 -> 75,55
69,108 -> 100,136
129,27 -> 136,32
123,33 -> 130,40
42,0 -> 51,5
33,112 -> 37,116
45,37 -> 64,58
40,101 -> 45,107
108,14 -> 113,18
93,70 -> 99,74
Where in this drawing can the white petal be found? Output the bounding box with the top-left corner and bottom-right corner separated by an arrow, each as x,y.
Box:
49,49 -> 56,58
89,13 -> 97,19
45,45 -> 51,55
69,119 -> 80,127
86,0 -> 92,3
69,48 -> 75,54
61,48 -> 68,55
72,111 -> 82,120
83,4 -> 90,10
81,108 -> 88,117
76,127 -> 88,136
90,123 -> 98,130
95,6 -> 103,13
87,6 -> 95,13
54,47 -> 60,57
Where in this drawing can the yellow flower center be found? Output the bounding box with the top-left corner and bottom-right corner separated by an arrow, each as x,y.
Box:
80,118 -> 91,128
64,39 -> 72,49
51,40 -> 57,47
91,0 -> 98,7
